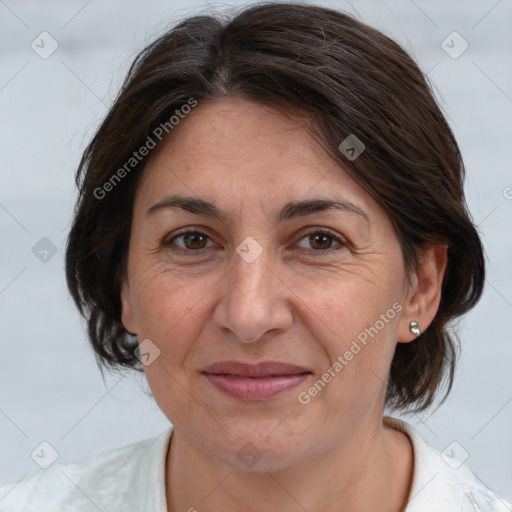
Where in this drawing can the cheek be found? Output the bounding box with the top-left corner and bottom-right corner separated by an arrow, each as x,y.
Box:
129,260 -> 213,335
127,263 -> 219,383
133,267 -> 216,425
301,274 -> 402,404
310,267 -> 402,344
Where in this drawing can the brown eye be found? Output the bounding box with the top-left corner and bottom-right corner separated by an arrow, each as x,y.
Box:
296,229 -> 346,253
165,231 -> 213,251
182,232 -> 208,250
164,228 -> 345,255
308,233 -> 333,250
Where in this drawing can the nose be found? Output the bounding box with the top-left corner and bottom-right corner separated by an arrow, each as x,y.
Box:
212,242 -> 293,344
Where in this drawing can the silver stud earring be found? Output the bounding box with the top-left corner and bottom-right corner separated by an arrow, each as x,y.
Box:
409,320 -> 421,336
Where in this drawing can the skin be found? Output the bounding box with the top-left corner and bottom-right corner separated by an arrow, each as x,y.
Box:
121,97 -> 448,512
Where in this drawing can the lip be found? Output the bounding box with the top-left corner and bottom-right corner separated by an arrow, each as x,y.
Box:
201,361 -> 312,401
202,361 -> 311,377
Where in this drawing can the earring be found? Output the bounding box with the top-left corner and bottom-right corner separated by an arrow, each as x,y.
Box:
409,320 -> 421,336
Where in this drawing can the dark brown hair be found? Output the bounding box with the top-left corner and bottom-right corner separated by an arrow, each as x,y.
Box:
65,2 -> 485,413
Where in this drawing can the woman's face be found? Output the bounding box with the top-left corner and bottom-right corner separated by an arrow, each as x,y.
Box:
121,97 -> 417,471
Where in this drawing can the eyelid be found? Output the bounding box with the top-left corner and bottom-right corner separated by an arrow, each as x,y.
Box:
162,227 -> 216,248
293,227 -> 347,253
163,226 -> 348,254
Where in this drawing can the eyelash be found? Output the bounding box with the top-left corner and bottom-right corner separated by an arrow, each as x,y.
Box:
163,228 -> 347,256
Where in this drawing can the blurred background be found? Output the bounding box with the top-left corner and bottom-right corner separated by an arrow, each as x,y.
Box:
0,0 -> 511,504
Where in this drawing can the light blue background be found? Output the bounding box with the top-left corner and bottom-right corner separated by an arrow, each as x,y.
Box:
1,0 -> 511,504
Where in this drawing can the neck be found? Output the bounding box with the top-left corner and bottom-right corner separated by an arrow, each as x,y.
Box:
165,416 -> 414,512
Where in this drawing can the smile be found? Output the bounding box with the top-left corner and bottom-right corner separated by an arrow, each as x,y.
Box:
201,361 -> 312,401
202,373 -> 311,400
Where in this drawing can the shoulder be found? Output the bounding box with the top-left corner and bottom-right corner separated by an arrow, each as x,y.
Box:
0,428 -> 172,512
384,417 -> 512,512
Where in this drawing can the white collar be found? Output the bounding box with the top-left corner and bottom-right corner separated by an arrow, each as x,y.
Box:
383,416 -> 511,511
156,418 -> 510,512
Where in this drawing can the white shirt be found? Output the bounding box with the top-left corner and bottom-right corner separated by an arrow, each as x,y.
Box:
1,417 -> 510,511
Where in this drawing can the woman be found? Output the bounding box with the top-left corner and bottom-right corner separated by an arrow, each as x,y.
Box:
1,2 -> 510,511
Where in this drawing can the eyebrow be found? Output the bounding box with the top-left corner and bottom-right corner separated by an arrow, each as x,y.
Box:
146,194 -> 369,224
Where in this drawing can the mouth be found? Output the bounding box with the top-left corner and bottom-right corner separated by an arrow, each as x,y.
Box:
201,361 -> 313,401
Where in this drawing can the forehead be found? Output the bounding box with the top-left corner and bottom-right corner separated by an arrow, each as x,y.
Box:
147,97 -> 333,176
135,97 -> 380,221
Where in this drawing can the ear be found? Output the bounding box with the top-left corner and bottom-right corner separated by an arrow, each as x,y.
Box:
397,243 -> 448,343
120,277 -> 137,335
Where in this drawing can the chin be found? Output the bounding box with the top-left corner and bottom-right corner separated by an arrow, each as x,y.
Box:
217,440 -> 308,474
205,420 -> 316,473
